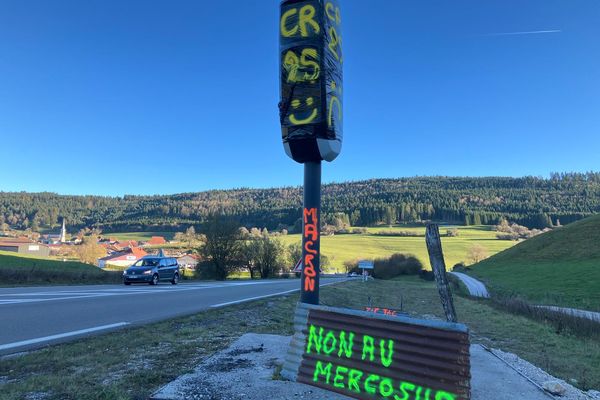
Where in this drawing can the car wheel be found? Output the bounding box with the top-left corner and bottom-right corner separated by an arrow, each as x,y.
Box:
150,274 -> 159,285
124,282 -> 131,286
171,273 -> 179,285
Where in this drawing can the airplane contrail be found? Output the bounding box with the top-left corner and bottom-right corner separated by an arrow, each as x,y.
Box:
486,29 -> 562,36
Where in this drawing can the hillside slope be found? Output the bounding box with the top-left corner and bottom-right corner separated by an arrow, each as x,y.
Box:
0,251 -> 121,286
469,214 -> 600,311
2,174 -> 600,232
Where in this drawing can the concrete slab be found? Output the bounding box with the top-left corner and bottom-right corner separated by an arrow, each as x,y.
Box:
470,346 -> 548,400
151,334 -> 551,400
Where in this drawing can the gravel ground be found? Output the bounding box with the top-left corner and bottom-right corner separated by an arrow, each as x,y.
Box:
153,333 -> 600,400
489,347 -> 600,400
151,334 -> 351,400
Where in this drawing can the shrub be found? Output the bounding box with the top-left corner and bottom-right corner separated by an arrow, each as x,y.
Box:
452,262 -> 467,272
419,270 -> 435,281
373,253 -> 423,280
343,259 -> 360,274
495,219 -> 551,240
196,261 -> 217,280
446,228 -> 459,237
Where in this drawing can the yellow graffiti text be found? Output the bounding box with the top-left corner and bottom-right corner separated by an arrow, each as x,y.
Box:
280,5 -> 320,38
328,27 -> 341,62
283,48 -> 320,83
325,2 -> 341,25
328,96 -> 341,128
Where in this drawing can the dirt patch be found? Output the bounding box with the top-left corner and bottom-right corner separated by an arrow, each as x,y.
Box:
204,357 -> 254,373
227,345 -> 264,357
24,393 -> 52,400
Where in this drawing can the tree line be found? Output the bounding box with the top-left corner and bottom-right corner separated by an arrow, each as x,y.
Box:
2,173 -> 600,232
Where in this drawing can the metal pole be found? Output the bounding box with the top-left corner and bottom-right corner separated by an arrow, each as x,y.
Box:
301,161 -> 321,304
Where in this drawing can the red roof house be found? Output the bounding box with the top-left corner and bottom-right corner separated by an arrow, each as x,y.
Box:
146,236 -> 167,246
97,247 -> 148,268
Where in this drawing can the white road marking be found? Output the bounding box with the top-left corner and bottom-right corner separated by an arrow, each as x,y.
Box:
209,281 -> 340,308
210,289 -> 300,308
0,322 -> 130,351
0,282 -> 277,299
0,280 -> 345,306
0,294 -> 122,305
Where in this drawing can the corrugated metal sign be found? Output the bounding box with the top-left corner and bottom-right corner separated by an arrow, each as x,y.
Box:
282,303 -> 470,400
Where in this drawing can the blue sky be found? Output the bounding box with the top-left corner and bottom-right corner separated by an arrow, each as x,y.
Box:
0,0 -> 598,196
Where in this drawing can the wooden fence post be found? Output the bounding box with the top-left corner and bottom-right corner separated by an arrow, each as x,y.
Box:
425,224 -> 458,323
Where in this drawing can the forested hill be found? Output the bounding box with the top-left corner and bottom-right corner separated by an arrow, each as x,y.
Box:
2,173 -> 600,233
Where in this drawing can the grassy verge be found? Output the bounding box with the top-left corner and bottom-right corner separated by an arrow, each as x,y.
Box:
0,278 -> 598,400
0,252 -> 121,286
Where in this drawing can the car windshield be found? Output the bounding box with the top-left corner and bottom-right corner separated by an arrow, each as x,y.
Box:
133,259 -> 159,267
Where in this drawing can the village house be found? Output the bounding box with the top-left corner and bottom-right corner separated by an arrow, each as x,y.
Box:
97,247 -> 147,269
115,240 -> 139,250
0,238 -> 51,257
177,254 -> 200,270
145,236 -> 167,246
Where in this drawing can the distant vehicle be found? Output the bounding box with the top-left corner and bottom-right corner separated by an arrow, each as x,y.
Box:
122,256 -> 180,285
347,272 -> 359,277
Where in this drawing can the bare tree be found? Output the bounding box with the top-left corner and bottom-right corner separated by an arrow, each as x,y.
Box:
185,226 -> 199,248
467,244 -> 489,265
74,237 -> 107,266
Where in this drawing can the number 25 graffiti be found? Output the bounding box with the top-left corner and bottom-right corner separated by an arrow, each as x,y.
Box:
283,48 -> 320,83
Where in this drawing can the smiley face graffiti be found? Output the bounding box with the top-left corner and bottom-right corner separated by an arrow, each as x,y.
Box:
328,81 -> 342,128
289,96 -> 318,125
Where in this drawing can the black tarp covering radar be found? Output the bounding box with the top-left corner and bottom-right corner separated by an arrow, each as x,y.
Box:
279,0 -> 343,164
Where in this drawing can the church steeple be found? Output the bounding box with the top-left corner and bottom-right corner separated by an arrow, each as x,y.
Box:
59,218 -> 67,243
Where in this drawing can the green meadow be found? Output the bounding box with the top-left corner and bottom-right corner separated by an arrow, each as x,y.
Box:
470,215 -> 600,311
279,225 -> 516,271
102,231 -> 176,241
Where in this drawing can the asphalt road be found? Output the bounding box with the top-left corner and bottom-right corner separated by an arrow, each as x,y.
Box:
449,272 -> 490,298
0,278 -> 345,355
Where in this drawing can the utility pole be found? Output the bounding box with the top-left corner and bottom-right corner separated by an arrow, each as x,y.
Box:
425,224 -> 458,323
279,0 -> 344,304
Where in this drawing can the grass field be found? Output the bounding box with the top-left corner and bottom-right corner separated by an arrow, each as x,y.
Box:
280,225 -> 515,272
469,215 -> 600,311
103,231 -> 176,241
0,251 -> 121,286
0,277 -> 597,399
